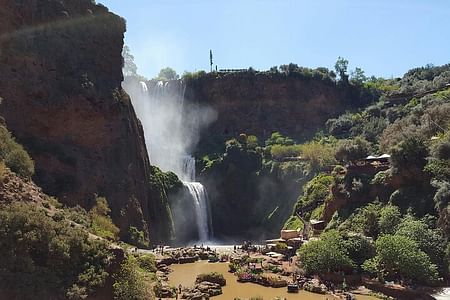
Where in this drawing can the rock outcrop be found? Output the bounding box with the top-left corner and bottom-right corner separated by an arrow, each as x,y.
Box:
0,0 -> 171,242
186,73 -> 368,148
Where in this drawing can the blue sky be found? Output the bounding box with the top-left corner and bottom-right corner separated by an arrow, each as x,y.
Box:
99,0 -> 450,79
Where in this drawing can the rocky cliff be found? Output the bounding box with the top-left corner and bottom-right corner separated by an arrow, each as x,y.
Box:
0,0 -> 171,242
185,73 -> 367,152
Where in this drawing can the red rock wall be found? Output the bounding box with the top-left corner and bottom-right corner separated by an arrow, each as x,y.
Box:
0,0 -> 160,241
186,73 -> 366,144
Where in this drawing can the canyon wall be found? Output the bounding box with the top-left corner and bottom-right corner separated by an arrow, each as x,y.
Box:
186,73 -> 367,151
0,0 -> 173,242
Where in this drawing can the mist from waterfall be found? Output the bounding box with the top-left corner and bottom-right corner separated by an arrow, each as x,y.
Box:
123,78 -> 216,241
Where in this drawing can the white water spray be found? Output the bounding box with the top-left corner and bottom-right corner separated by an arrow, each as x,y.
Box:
123,78 -> 215,241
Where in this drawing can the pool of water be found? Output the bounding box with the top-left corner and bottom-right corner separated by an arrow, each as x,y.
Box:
168,260 -> 377,300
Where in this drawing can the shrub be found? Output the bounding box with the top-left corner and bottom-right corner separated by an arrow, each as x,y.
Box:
265,132 -> 294,146
89,196 -> 120,240
136,254 -> 157,273
195,272 -> 226,286
395,216 -> 447,273
0,125 -> 34,178
390,136 -> 428,178
299,141 -> 337,169
113,256 -> 147,300
294,174 -> 334,214
129,226 -> 148,248
363,234 -> 438,284
297,230 -> 354,274
335,137 -> 371,162
0,202 -> 111,299
283,215 -> 304,230
378,205 -> 401,235
270,144 -> 302,160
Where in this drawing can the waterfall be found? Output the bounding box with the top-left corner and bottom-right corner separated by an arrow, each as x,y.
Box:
123,78 -> 213,241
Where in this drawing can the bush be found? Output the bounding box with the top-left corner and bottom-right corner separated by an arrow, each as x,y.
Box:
297,230 -> 354,274
0,125 -> 34,178
113,256 -> 147,300
0,202 -> 111,299
195,272 -> 226,286
89,196 -> 120,240
395,216 -> 447,273
129,226 -> 148,248
335,137 -> 371,162
265,132 -> 294,146
270,144 -> 302,160
294,174 -> 334,214
283,215 -> 304,230
136,254 -> 157,273
378,205 -> 401,235
363,234 -> 438,284
390,136 -> 428,178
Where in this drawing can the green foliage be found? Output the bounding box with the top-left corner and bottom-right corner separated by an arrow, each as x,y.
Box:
295,174 -> 334,215
298,141 -> 337,169
0,202 -> 111,299
0,125 -> 34,178
182,70 -> 207,81
128,226 -> 148,248
270,144 -> 302,160
390,136 -> 428,177
265,132 -> 294,146
371,170 -> 391,185
335,137 -> 371,162
113,256 -> 147,300
195,272 -> 226,286
363,234 -> 438,284
156,67 -> 179,81
246,135 -> 259,149
89,196 -> 120,241
335,56 -> 349,82
297,230 -> 354,274
136,254 -> 157,273
342,234 -> 375,268
395,216 -> 447,273
378,205 -> 402,235
338,202 -> 384,237
283,215 -> 304,230
350,67 -> 367,85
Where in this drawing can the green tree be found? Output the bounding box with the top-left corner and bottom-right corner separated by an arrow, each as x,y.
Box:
363,235 -> 438,284
396,216 -> 447,274
335,137 -> 371,162
350,67 -> 367,85
297,230 -> 354,274
390,136 -> 428,179
113,256 -> 147,300
157,67 -> 179,80
378,205 -> 401,235
335,56 -> 349,83
89,196 -> 120,240
265,132 -> 294,146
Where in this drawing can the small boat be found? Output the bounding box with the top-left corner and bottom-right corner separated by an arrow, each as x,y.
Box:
287,283 -> 299,293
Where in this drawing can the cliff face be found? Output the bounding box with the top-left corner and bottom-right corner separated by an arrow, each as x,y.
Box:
186,73 -> 367,148
0,0 -> 167,241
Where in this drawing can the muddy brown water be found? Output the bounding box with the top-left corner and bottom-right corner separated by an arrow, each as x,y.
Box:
168,260 -> 377,300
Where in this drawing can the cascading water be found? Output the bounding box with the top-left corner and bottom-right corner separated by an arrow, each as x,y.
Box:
124,78 -> 213,241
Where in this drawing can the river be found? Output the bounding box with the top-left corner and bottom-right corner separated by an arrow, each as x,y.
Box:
168,260 -> 377,300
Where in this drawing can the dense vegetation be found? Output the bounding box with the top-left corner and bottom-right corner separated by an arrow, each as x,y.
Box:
290,63 -> 450,285
0,123 -> 157,299
0,124 -> 34,178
